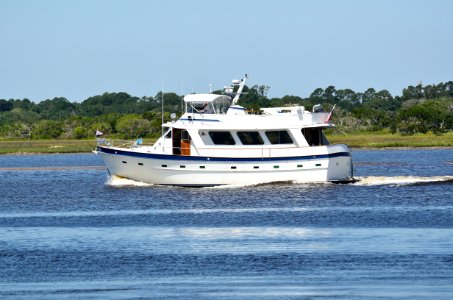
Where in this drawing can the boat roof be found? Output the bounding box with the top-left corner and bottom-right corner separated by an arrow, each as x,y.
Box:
183,94 -> 231,103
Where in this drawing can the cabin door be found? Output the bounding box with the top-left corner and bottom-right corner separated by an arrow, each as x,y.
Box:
172,129 -> 181,155
172,129 -> 190,156
180,130 -> 191,156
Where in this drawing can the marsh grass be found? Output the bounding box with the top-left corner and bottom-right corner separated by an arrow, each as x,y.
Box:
0,140 -> 96,154
0,132 -> 451,154
327,131 -> 453,148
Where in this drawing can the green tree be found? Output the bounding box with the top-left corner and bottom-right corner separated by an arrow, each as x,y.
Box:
32,120 -> 64,139
237,85 -> 270,110
0,122 -> 31,138
309,88 -> 324,103
397,99 -> 453,134
362,89 -> 399,111
72,126 -> 89,139
37,97 -> 76,120
335,89 -> 357,110
79,92 -> 142,116
90,122 -> 113,136
11,98 -> 36,111
116,115 -> 151,139
279,95 -> 304,106
362,88 -> 376,103
323,86 -> 337,103
0,108 -> 40,138
0,99 -> 13,112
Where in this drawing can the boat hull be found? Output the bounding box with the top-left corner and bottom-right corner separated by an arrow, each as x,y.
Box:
97,145 -> 353,186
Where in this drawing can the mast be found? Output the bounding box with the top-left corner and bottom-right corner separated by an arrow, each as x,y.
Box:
232,74 -> 248,105
161,79 -> 164,137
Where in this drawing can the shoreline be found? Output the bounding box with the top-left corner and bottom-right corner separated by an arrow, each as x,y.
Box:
1,146 -> 451,156
1,133 -> 452,155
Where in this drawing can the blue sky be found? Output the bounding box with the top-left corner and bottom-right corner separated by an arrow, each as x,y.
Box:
1,0 -> 452,102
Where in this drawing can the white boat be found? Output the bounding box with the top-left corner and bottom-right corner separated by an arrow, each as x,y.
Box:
95,75 -> 353,186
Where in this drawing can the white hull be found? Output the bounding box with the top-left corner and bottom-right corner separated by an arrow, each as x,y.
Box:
97,145 -> 353,187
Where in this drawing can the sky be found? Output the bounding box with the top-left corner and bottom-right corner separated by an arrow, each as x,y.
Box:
0,0 -> 452,102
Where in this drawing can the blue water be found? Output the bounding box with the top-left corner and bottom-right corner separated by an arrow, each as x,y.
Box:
0,149 -> 452,299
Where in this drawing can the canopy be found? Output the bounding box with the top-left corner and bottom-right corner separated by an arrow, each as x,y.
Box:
183,94 -> 231,103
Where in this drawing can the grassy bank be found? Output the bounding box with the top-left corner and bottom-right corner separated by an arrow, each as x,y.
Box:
0,132 -> 452,154
0,140 -> 97,154
327,131 -> 453,148
0,139 -> 159,155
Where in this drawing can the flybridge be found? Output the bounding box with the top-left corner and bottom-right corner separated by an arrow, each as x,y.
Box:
184,94 -> 232,115
183,75 -> 249,115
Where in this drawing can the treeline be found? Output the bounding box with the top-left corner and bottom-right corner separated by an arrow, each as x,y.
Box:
0,81 -> 452,139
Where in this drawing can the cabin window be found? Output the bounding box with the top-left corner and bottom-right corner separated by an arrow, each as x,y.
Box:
265,130 -> 293,144
164,129 -> 172,138
209,131 -> 236,145
237,131 -> 264,145
181,130 -> 190,141
187,102 -> 209,113
302,128 -> 329,146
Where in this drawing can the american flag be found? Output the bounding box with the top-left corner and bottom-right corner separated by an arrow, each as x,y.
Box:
325,104 -> 336,123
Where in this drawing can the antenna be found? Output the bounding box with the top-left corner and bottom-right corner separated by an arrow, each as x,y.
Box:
181,79 -> 184,114
161,78 -> 164,137
232,74 -> 248,105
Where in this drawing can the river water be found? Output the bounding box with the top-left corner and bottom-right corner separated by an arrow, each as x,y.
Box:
0,149 -> 452,299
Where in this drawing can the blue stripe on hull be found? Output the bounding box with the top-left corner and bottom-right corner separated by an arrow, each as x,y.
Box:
179,118 -> 220,122
97,146 -> 350,162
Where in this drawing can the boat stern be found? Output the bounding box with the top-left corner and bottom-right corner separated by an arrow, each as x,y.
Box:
326,144 -> 354,182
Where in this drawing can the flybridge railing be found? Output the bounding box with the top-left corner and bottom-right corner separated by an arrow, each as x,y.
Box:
96,138 -> 153,149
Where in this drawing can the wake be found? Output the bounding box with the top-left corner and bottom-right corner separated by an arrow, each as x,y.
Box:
353,175 -> 453,186
106,174 -> 453,188
106,175 -> 153,187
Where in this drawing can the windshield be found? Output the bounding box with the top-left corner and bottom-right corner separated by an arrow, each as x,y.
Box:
186,97 -> 231,114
